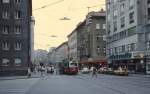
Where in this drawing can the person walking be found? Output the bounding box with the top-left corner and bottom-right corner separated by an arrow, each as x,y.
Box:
92,67 -> 97,78
27,67 -> 31,78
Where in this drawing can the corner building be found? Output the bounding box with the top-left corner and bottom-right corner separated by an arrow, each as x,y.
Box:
106,0 -> 150,74
0,0 -> 32,75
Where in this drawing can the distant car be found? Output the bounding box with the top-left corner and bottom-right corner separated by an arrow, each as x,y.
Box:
81,67 -> 90,74
90,67 -> 94,72
98,67 -> 108,74
47,66 -> 54,74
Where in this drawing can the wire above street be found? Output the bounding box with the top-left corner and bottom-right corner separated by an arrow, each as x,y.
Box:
33,0 -> 65,11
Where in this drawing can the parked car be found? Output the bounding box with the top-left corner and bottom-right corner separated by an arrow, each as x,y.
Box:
47,66 -> 54,74
98,67 -> 108,74
81,67 -> 90,74
113,67 -> 128,76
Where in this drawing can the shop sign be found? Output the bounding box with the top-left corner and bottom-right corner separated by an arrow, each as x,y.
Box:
109,53 -> 132,60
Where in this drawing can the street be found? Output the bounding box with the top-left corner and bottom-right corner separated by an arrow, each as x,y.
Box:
0,74 -> 150,94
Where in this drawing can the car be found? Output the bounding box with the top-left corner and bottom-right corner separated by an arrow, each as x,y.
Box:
46,66 -> 54,74
98,67 -> 108,74
81,67 -> 90,74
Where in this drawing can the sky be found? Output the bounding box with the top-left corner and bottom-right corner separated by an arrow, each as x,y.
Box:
33,0 -> 105,51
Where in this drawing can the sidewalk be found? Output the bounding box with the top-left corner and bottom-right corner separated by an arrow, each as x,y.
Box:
0,74 -> 40,81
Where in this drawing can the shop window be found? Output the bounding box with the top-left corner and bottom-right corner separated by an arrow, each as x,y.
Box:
2,58 -> 9,66
14,58 -> 21,66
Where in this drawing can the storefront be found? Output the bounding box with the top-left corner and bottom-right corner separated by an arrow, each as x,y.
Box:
80,58 -> 107,69
109,52 -> 147,74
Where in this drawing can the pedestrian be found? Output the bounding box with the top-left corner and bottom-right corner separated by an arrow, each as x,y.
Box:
92,67 -> 97,78
27,67 -> 31,78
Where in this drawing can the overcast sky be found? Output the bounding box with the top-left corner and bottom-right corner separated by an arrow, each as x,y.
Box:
33,0 -> 105,51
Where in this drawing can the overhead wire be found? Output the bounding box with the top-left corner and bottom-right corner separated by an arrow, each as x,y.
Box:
33,0 -> 65,11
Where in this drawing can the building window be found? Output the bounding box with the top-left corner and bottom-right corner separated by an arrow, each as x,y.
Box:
120,17 -> 125,28
2,58 -> 10,66
113,21 -> 117,32
96,24 -> 100,29
15,0 -> 21,4
103,47 -> 106,54
2,42 -> 10,50
146,42 -> 150,50
107,24 -> 111,34
2,10 -> 10,19
131,43 -> 136,51
103,24 -> 106,29
113,0 -> 117,4
148,8 -> 150,20
129,0 -> 134,9
14,58 -> 21,66
97,46 -> 100,54
14,42 -> 21,50
148,0 -> 150,4
2,0 -> 10,3
119,46 -> 122,53
103,35 -> 106,41
114,47 -> 117,54
120,3 -> 125,14
107,14 -> 110,22
126,44 -> 131,52
113,9 -> 118,18
107,3 -> 110,10
110,48 -> 113,55
96,35 -> 101,41
128,26 -> 136,36
129,12 -> 134,24
2,25 -> 9,34
14,10 -> 22,19
122,45 -> 125,53
14,25 -> 21,34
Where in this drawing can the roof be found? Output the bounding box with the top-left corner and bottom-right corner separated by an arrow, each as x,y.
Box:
55,41 -> 68,51
67,20 -> 86,37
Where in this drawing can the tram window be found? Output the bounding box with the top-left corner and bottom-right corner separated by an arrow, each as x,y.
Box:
70,63 -> 77,66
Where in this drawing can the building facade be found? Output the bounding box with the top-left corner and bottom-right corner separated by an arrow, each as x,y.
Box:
67,29 -> 78,63
0,0 -> 32,75
75,10 -> 107,68
54,42 -> 68,67
85,10 -> 106,68
106,0 -> 150,74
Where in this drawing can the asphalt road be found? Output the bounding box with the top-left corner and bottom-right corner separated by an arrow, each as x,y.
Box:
0,74 -> 150,94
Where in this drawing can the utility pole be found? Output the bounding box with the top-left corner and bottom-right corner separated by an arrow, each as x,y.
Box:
87,7 -> 90,13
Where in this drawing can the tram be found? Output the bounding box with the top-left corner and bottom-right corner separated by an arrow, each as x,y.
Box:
59,60 -> 78,75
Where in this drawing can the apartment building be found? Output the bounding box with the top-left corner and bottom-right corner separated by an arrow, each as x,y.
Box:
0,0 -> 32,75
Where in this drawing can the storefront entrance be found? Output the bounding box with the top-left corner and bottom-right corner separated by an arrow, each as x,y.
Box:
112,58 -> 146,74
